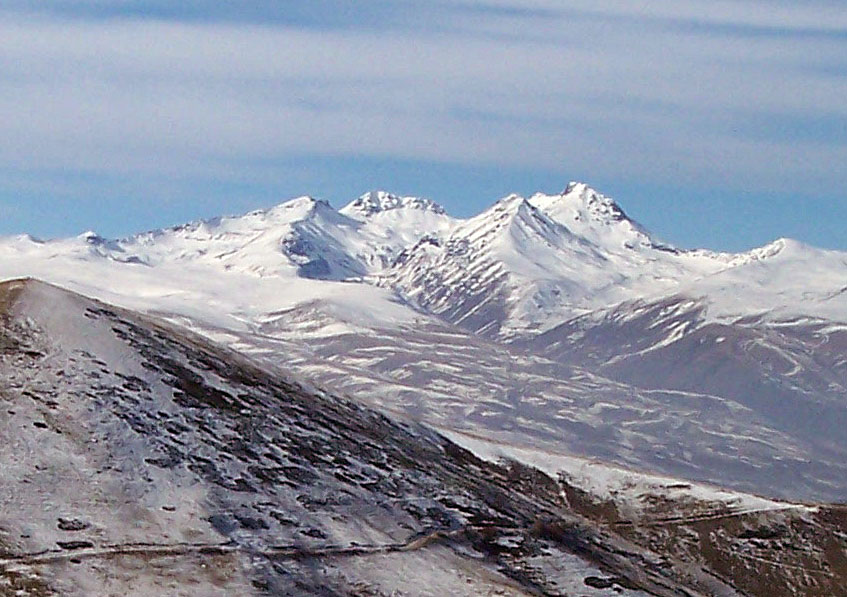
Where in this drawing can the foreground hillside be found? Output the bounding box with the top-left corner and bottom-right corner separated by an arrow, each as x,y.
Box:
1,278 -> 845,596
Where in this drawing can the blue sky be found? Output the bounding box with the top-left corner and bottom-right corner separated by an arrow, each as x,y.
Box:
0,1 -> 845,251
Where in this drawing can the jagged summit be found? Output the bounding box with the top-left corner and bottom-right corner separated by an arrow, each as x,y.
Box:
529,182 -> 655,251
561,181 -> 632,223
79,230 -> 101,242
340,190 -> 446,219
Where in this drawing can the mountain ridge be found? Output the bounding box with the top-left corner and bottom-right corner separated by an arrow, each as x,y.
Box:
3,182 -> 805,285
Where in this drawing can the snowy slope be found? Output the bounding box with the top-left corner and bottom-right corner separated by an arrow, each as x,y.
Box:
0,184 -> 845,504
2,278 -> 762,597
680,238 -> 847,322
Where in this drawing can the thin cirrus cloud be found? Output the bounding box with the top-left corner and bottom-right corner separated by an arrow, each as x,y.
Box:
0,1 -> 844,247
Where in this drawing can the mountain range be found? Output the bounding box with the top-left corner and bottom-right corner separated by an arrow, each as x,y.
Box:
1,182 -> 846,595
2,182 -> 844,503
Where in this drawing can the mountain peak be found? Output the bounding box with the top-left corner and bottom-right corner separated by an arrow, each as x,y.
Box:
559,182 -> 631,223
265,195 -> 332,216
727,237 -> 800,265
340,191 -> 446,219
79,230 -> 103,243
529,182 -> 654,250
456,192 -> 568,256
563,181 -> 589,194
471,193 -> 537,230
493,193 -> 526,207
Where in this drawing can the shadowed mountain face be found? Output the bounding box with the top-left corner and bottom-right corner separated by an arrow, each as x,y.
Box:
516,296 -> 847,500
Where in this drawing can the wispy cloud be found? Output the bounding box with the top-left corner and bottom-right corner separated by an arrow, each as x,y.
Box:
0,1 -> 844,219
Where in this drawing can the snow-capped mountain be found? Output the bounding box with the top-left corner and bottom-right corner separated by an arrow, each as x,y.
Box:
383,193 -> 594,336
530,181 -> 655,251
7,181 -> 835,335
383,187 -> 699,336
117,195 -> 404,279
75,191 -> 454,281
0,183 -> 845,504
382,183 -> 827,338
338,190 -> 456,271
340,189 -> 447,217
